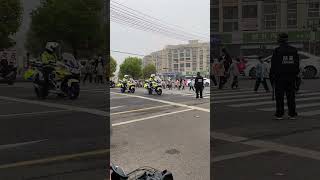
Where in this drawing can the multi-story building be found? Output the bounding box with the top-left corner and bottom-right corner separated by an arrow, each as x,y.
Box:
143,40 -> 210,78
211,0 -> 320,56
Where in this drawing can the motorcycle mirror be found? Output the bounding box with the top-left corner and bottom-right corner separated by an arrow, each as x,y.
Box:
110,163 -> 128,179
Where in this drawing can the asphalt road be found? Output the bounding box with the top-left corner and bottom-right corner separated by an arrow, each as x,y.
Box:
0,81 -> 108,180
110,87 -> 210,180
212,77 -> 320,180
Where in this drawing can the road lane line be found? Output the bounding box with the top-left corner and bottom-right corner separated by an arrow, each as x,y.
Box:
300,109 -> 320,116
111,105 -> 173,115
214,92 -> 320,104
213,149 -> 271,162
0,96 -> 107,117
112,109 -> 193,127
0,149 -> 109,169
0,110 -> 70,118
110,106 -> 124,110
0,140 -> 48,150
111,96 -> 136,100
230,96 -> 320,107
212,132 -> 320,161
111,92 -> 210,112
258,102 -> 320,112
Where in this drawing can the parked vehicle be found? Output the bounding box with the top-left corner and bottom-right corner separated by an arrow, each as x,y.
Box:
244,51 -> 320,79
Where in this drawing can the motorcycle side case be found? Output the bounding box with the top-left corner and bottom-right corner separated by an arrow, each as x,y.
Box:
161,170 -> 173,180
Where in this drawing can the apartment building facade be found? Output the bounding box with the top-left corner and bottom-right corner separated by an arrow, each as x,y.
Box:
211,0 -> 320,56
143,40 -> 210,79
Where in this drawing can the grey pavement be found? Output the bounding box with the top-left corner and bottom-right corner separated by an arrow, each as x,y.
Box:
212,78 -> 320,180
0,82 -> 108,179
110,86 -> 210,180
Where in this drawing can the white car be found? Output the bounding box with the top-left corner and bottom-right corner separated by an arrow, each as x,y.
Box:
204,78 -> 210,86
244,51 -> 320,79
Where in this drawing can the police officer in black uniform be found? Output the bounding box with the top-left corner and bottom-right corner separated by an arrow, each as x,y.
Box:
195,72 -> 204,98
270,33 -> 300,120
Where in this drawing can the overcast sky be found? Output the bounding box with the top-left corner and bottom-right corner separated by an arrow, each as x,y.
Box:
110,0 -> 210,71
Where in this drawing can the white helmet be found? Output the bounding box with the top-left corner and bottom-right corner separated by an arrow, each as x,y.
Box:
45,42 -> 59,52
124,75 -> 129,78
150,74 -> 155,78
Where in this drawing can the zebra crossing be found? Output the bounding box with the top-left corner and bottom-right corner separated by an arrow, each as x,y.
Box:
212,88 -> 320,117
163,89 -> 211,99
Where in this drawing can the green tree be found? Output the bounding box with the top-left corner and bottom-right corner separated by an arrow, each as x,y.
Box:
26,0 -> 105,57
119,57 -> 142,79
106,56 -> 117,80
142,63 -> 156,79
0,0 -> 23,50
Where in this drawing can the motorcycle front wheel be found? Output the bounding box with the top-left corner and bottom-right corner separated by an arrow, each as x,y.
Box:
130,87 -> 135,93
156,88 -> 162,95
68,82 -> 80,99
34,86 -> 48,99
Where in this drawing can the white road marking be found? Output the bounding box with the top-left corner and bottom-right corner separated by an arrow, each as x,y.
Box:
213,132 -> 320,161
111,105 -> 173,115
111,96 -> 136,100
300,109 -> 320,116
112,109 -> 193,127
258,102 -> 320,112
230,96 -> 320,107
0,96 -> 107,117
0,110 -> 70,118
214,92 -> 320,104
213,149 -> 271,162
111,92 -> 210,112
214,92 -> 271,100
110,106 -> 124,110
0,101 -> 18,105
0,139 -> 48,150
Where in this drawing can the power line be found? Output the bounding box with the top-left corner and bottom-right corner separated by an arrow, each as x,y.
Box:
111,0 -> 209,39
110,11 -> 193,41
111,50 -> 145,56
110,5 -> 205,41
110,1 -> 208,41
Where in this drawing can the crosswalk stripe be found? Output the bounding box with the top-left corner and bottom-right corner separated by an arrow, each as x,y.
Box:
300,110 -> 320,116
214,92 -> 320,104
230,96 -> 320,108
214,90 -> 309,100
258,102 -> 320,112
211,90 -> 262,96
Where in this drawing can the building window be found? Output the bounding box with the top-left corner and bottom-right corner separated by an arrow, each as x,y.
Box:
223,22 -> 238,32
212,0 -> 219,6
307,19 -> 320,28
186,49 -> 191,57
223,6 -> 238,19
264,4 -> 277,29
186,63 -> 191,68
173,64 -> 178,69
308,2 -> 320,17
242,5 -> 257,18
212,8 -> 219,20
288,1 -> 297,28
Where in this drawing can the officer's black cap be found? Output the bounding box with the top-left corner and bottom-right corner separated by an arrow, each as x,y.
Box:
278,33 -> 288,43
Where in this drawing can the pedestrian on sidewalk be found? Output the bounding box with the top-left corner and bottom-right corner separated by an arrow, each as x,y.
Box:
189,78 -> 195,91
229,58 -> 240,89
96,61 -> 104,84
216,57 -> 226,89
83,60 -> 94,84
254,56 -> 270,93
195,72 -> 204,98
